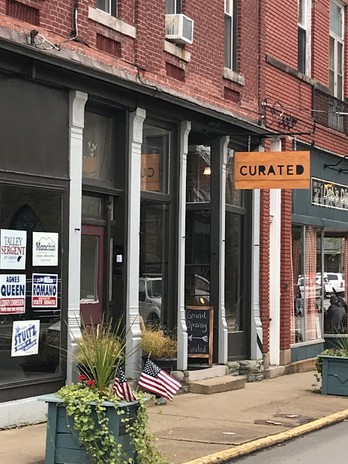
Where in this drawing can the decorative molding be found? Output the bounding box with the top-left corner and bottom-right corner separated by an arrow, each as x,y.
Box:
223,67 -> 245,86
164,40 -> 191,62
88,7 -> 136,39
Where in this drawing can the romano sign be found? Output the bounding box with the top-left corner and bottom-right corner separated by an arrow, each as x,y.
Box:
234,151 -> 310,189
312,177 -> 348,211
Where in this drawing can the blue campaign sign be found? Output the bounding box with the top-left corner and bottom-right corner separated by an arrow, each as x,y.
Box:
32,273 -> 58,308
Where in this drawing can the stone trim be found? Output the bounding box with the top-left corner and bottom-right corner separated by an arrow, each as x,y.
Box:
88,7 -> 136,39
223,67 -> 245,86
164,40 -> 191,62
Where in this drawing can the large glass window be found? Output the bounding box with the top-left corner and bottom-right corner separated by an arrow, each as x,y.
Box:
83,112 -> 115,184
96,0 -> 117,16
298,0 -> 311,75
186,146 -> 211,203
0,185 -> 63,386
166,0 -> 181,14
226,149 -> 243,207
224,0 -> 237,71
329,0 -> 344,99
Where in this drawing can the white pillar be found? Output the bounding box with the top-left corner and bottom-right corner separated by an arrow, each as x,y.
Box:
67,90 -> 88,384
177,121 -> 191,371
125,108 -> 146,379
269,139 -> 282,365
218,137 -> 229,364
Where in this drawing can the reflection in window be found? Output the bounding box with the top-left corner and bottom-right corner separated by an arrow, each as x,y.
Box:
186,146 -> 211,203
83,112 -> 114,183
141,125 -> 170,193
80,235 -> 99,301
185,211 -> 211,305
225,213 -> 243,332
226,149 -> 243,207
139,202 -> 168,326
82,195 -> 103,219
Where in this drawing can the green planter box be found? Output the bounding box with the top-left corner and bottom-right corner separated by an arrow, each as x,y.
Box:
319,355 -> 348,396
39,394 -> 138,464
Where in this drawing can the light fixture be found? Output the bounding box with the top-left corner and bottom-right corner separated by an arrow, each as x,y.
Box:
203,166 -> 211,175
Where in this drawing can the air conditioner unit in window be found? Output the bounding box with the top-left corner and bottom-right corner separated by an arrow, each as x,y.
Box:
165,14 -> 194,45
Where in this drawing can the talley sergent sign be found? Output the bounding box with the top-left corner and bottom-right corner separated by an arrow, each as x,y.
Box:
234,151 -> 310,189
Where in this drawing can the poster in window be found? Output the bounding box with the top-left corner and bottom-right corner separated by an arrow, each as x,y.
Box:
11,320 -> 40,357
0,229 -> 27,270
32,232 -> 59,266
0,274 -> 26,315
32,273 -> 58,308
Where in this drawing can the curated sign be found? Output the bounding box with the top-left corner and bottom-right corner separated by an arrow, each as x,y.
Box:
0,229 -> 27,270
11,320 -> 40,357
234,151 -> 310,189
32,232 -> 59,266
312,177 -> 348,211
0,274 -> 26,315
32,273 -> 58,308
141,154 -> 160,192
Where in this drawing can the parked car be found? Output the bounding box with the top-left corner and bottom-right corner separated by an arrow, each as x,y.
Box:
297,276 -> 321,299
139,275 -> 162,325
323,272 -> 345,295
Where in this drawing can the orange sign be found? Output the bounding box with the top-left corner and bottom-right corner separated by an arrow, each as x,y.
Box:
141,154 -> 160,192
234,151 -> 310,189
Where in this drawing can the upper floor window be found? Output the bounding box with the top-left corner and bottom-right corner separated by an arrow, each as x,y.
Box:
329,0 -> 344,99
298,0 -> 311,76
224,0 -> 237,71
166,0 -> 181,14
96,0 -> 117,16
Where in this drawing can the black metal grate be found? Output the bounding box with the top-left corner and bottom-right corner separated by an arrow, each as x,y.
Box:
313,88 -> 348,135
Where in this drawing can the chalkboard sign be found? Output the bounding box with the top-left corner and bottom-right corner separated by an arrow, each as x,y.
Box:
186,306 -> 213,367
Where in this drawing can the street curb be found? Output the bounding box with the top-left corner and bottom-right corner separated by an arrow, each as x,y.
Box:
182,409 -> 348,464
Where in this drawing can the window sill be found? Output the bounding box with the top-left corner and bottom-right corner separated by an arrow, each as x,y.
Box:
223,67 -> 245,86
164,40 -> 191,62
88,7 -> 136,39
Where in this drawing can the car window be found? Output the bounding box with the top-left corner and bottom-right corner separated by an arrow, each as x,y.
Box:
327,275 -> 338,281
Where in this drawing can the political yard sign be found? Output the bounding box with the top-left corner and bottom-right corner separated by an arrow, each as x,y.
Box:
0,274 -> 26,315
32,232 -> 59,266
0,229 -> 27,270
11,320 -> 40,357
32,273 -> 58,308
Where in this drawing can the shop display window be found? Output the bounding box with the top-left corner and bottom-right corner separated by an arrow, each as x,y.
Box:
186,146 -> 211,203
0,185 -> 63,386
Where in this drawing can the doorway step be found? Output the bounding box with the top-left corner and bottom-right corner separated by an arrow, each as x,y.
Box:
186,365 -> 246,394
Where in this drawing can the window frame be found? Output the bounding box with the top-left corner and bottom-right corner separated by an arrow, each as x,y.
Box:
298,0 -> 311,76
96,0 -> 117,17
329,0 -> 344,99
224,0 -> 237,71
165,0 -> 181,14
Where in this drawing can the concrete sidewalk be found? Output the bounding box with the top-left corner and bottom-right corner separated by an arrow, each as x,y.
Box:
1,370 -> 348,464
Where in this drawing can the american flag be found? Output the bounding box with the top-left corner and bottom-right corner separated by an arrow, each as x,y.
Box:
138,359 -> 181,401
112,369 -> 137,402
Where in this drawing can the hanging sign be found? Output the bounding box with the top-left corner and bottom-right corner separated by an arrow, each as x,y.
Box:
234,151 -> 310,189
0,229 -> 27,270
0,274 -> 26,315
11,320 -> 40,357
32,232 -> 59,266
32,273 -> 58,308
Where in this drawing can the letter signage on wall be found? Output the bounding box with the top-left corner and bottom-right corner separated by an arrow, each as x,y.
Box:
32,273 -> 58,308
0,274 -> 26,314
312,177 -> 348,210
0,229 -> 27,270
11,320 -> 40,357
32,232 -> 59,266
234,151 -> 310,189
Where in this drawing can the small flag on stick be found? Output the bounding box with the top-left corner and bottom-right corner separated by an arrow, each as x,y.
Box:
113,368 -> 137,402
138,359 -> 181,401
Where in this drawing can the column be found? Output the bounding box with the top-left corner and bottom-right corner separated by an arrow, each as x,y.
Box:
67,90 -> 88,384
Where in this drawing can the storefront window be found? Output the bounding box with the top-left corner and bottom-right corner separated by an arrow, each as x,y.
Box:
225,213 -> 243,331
185,211 -> 211,306
139,202 -> 169,326
141,125 -> 171,193
83,112 -> 114,183
186,146 -> 211,202
226,149 -> 243,207
0,185 -> 63,386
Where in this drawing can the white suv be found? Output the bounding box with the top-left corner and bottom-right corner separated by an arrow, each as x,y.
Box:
323,272 -> 345,295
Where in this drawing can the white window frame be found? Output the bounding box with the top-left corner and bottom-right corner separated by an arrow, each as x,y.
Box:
329,0 -> 344,99
224,0 -> 237,71
96,0 -> 117,17
298,0 -> 311,76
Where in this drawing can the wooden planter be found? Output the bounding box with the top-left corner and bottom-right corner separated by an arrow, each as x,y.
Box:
39,394 -> 138,464
319,355 -> 348,396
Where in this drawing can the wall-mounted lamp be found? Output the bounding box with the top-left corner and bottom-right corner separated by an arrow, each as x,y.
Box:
203,166 -> 211,175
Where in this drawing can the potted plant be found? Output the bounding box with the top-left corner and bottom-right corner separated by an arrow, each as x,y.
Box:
140,326 -> 177,374
316,335 -> 348,396
40,320 -> 167,464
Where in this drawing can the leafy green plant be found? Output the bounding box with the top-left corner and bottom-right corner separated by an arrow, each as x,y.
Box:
140,327 -> 177,359
314,336 -> 348,383
57,378 -> 167,464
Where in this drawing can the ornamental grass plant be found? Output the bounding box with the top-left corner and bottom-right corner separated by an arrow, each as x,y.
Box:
140,326 -> 177,360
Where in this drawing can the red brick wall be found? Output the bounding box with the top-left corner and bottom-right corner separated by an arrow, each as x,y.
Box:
260,188 -> 270,354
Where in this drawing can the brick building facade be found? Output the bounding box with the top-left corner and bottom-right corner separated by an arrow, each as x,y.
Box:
0,0 -> 347,427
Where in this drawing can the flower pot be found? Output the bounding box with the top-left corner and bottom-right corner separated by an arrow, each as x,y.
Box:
319,354 -> 348,396
39,394 -> 138,464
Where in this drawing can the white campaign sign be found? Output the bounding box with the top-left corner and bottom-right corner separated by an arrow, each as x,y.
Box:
0,229 -> 27,270
11,320 -> 40,357
32,232 -> 59,266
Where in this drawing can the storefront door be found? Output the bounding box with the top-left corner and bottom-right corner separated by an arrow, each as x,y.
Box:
80,225 -> 104,325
